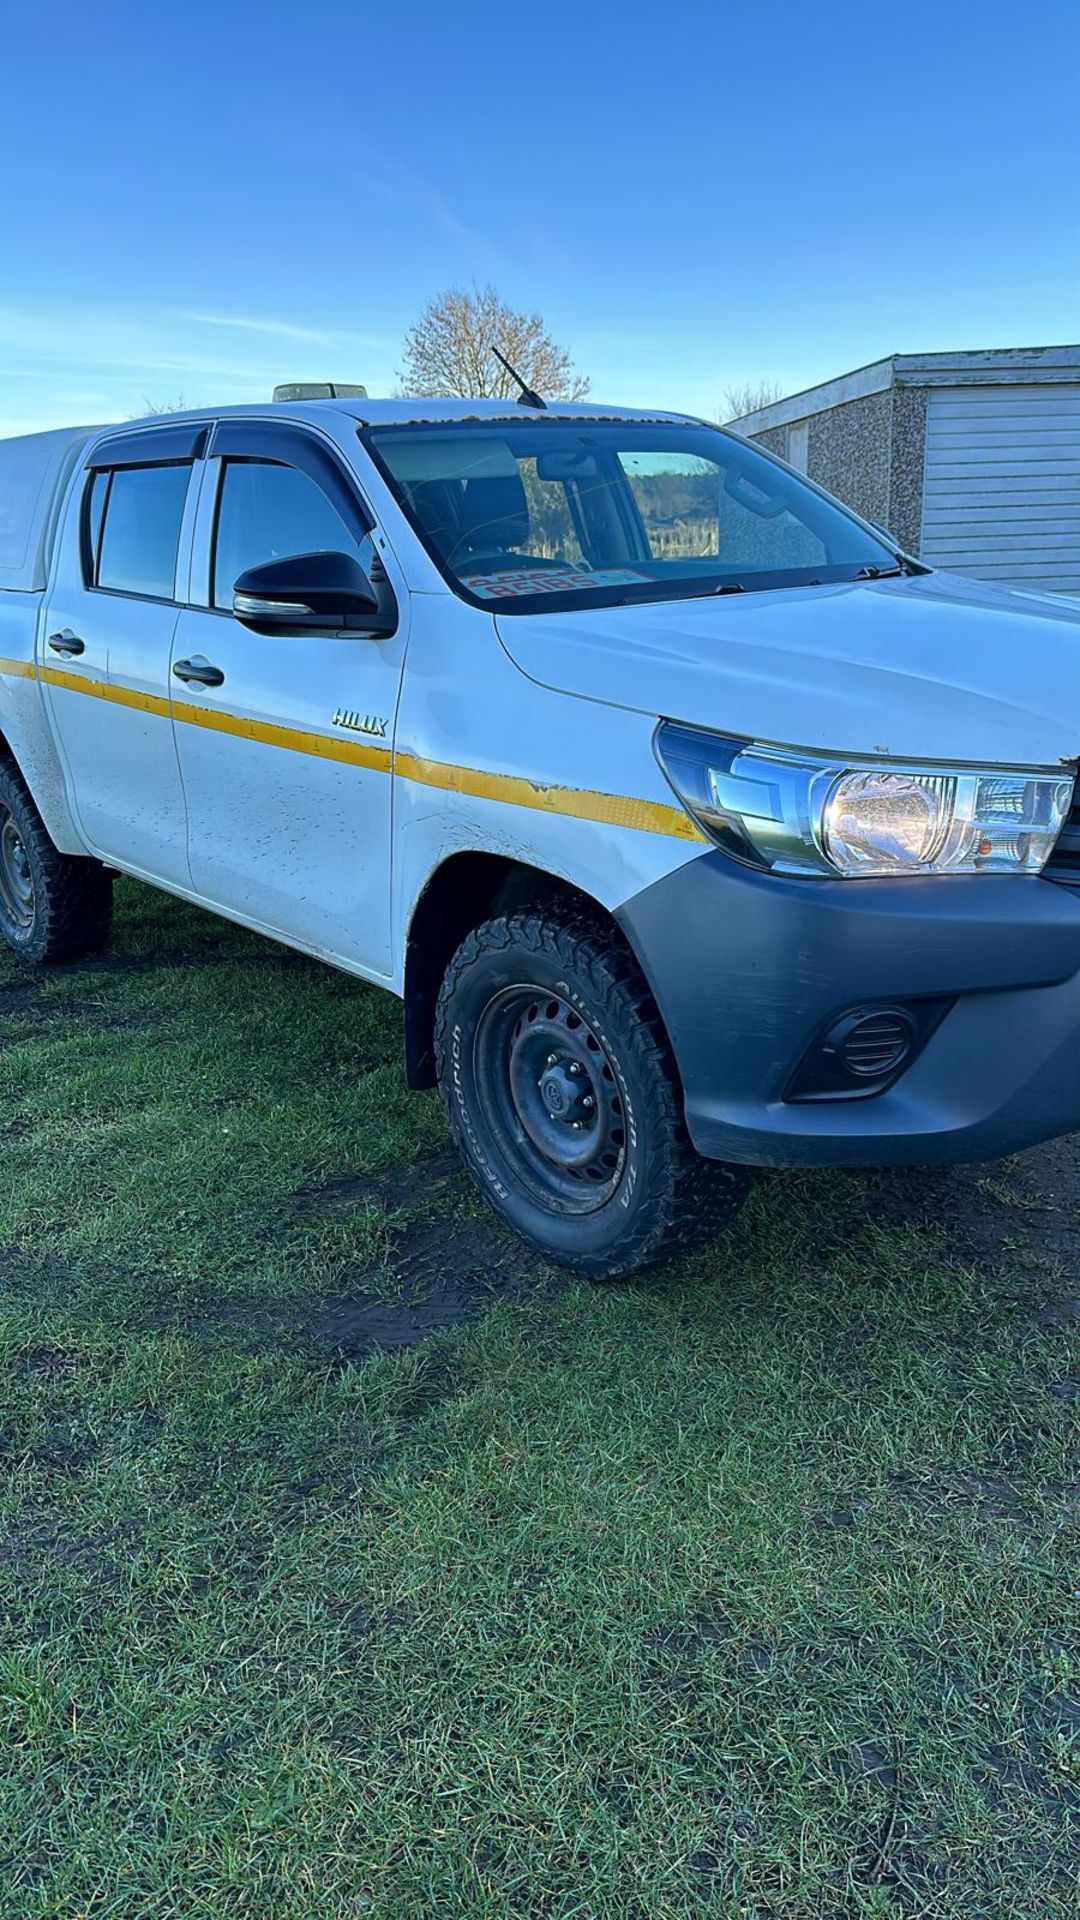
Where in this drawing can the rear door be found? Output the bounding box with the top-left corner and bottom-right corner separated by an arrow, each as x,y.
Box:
40,423 -> 203,883
169,420 -> 408,978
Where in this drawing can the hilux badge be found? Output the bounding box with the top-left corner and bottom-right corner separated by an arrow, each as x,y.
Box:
332,709 -> 388,738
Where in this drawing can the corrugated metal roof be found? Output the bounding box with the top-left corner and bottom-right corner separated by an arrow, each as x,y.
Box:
729,345 -> 1080,436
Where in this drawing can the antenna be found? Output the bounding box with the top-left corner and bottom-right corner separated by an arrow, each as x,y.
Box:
491,345 -> 547,410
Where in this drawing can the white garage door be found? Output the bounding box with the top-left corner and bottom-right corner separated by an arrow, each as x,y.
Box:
921,384 -> 1080,592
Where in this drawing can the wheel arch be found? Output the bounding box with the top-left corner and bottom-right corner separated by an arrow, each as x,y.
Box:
403,851 -> 632,1090
0,702 -> 86,855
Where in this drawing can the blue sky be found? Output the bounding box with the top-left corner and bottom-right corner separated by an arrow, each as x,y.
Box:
2,0 -> 1078,436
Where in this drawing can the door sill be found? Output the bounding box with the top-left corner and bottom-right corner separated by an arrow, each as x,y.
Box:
98,858 -> 398,993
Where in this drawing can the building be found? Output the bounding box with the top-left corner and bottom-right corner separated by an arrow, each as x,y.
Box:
728,345 -> 1080,594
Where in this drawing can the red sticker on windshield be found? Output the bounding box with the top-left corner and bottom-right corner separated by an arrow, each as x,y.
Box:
461,567 -> 649,599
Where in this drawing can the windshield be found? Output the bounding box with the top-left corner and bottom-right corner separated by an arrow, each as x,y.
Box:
364,418 -> 903,614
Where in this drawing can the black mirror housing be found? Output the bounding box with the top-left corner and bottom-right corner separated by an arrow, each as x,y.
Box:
233,551 -> 395,636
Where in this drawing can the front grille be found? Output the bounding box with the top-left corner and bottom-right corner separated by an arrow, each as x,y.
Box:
1044,785 -> 1080,886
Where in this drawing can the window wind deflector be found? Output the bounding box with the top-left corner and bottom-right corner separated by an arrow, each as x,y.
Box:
87,423 -> 209,468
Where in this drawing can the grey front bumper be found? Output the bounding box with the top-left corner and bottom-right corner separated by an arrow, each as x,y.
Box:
617,851 -> 1080,1167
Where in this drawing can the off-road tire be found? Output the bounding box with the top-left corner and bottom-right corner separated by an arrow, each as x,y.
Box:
0,761 -> 113,964
434,907 -> 750,1278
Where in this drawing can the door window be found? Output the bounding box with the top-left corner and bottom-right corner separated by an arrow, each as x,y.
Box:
95,464 -> 192,600
212,460 -> 374,610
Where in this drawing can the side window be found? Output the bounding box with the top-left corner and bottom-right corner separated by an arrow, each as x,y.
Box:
94,464 -> 192,600
212,460 -> 374,610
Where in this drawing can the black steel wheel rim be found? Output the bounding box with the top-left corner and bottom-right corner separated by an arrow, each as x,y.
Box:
472,985 -> 627,1214
0,808 -> 35,930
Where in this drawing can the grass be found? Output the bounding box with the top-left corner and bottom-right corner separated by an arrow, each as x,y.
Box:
0,880 -> 1077,1918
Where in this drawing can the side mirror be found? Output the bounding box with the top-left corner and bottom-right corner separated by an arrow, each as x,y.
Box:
233,550 -> 394,636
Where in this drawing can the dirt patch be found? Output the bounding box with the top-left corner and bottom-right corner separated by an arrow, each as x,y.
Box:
0,1510 -> 123,1582
310,1282 -> 475,1358
17,1344 -> 87,1379
871,1135 -> 1080,1355
66,941 -> 326,980
292,1148 -> 464,1220
0,979 -> 42,1018
1038,1296 -> 1080,1331
306,1210 -> 544,1360
886,1466 -> 1080,1536
0,978 -> 160,1039
647,1607 -> 736,1661
874,1136 -> 1080,1278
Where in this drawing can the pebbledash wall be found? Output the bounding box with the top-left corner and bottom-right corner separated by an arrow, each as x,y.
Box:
728,346 -> 1080,593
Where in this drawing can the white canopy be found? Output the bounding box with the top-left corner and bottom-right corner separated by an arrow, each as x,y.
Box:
0,426 -> 100,592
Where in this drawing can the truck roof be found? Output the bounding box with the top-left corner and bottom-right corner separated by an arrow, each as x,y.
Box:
60,397 -> 700,430
337,398 -> 701,427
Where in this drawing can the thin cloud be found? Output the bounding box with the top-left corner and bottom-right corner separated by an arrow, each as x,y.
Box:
331,140 -> 508,280
179,310 -> 394,350
0,301 -> 401,435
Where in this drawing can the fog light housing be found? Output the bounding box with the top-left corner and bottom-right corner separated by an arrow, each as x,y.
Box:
786,1000 -> 950,1101
836,1008 -> 914,1078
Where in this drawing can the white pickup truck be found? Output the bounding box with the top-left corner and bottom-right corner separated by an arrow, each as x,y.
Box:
3,395 -> 1080,1276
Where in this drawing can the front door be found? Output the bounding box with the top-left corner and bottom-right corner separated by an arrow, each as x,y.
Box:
170,420 -> 407,978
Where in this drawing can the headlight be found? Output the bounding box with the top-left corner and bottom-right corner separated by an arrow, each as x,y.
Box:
655,724 -> 1074,878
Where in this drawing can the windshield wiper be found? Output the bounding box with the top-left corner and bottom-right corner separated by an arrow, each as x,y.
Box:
853,563 -> 905,580
603,579 -> 751,608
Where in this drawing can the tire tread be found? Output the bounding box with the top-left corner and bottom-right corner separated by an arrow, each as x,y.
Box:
434,905 -> 747,1276
0,761 -> 113,964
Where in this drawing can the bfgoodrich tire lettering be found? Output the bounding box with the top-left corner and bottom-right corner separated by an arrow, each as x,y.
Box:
0,762 -> 113,965
434,907 -> 750,1278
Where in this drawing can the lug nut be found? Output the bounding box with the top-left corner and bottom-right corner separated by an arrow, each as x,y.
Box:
569,1062 -> 582,1076
547,1052 -> 558,1067
582,1095 -> 595,1111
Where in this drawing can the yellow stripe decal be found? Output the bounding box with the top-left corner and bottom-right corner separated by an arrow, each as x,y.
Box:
394,749 -> 701,840
0,656 -> 700,842
168,696 -> 394,773
37,663 -> 173,720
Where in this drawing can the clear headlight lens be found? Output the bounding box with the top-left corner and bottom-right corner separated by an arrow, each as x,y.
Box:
655,723 -> 1074,878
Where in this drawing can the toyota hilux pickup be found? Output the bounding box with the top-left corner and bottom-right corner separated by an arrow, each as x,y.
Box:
2,395 -> 1080,1276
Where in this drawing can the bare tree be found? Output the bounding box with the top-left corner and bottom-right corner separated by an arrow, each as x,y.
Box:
399,286 -> 589,401
129,394 -> 189,419
721,380 -> 786,423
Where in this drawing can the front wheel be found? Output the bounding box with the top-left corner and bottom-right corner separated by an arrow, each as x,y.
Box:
434,908 -> 750,1278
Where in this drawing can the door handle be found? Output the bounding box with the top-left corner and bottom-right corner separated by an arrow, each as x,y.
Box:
173,657 -> 225,688
47,630 -> 85,657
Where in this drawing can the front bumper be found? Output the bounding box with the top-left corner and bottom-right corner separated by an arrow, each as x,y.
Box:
617,851 -> 1080,1167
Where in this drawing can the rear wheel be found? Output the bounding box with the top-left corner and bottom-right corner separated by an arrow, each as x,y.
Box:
0,762 -> 113,965
434,907 -> 750,1277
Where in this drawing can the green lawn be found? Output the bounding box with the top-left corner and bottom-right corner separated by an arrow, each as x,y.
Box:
0,881 -> 1077,1918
